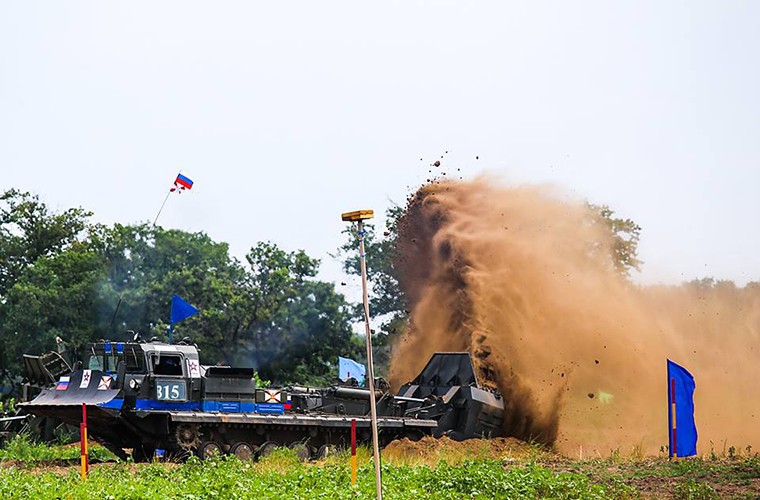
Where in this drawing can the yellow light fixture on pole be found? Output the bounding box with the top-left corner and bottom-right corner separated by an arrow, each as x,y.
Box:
341,208 -> 382,500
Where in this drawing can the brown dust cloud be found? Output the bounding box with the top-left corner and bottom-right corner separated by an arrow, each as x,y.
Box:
389,177 -> 760,456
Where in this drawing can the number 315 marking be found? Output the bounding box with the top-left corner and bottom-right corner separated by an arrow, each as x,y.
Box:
157,382 -> 183,400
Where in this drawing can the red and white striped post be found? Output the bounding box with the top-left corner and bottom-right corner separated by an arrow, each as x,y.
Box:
350,418 -> 357,485
80,403 -> 89,479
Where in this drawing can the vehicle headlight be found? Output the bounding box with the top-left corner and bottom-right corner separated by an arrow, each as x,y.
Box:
129,379 -> 141,390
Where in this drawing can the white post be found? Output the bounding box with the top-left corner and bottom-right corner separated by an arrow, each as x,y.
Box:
357,218 -> 383,500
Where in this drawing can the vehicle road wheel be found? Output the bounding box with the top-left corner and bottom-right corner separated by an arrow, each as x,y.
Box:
256,441 -> 279,459
289,441 -> 311,461
316,444 -> 337,459
231,442 -> 255,461
198,441 -> 223,459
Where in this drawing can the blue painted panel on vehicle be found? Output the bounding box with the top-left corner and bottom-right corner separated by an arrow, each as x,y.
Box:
134,399 -> 201,411
218,401 -> 240,413
202,401 -> 256,413
201,400 -> 219,412
256,403 -> 285,414
97,398 -> 124,410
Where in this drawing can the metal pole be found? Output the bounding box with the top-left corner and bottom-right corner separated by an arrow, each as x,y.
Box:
80,403 -> 89,480
351,418 -> 358,485
153,190 -> 172,227
358,219 -> 383,500
670,377 -> 678,459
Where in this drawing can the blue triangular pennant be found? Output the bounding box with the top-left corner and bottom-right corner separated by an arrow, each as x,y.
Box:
170,295 -> 199,325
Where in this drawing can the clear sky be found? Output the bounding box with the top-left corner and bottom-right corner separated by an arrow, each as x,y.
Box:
2,1 -> 759,291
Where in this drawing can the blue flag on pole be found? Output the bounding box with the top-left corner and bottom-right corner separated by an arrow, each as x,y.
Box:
667,359 -> 697,457
169,295 -> 198,345
171,295 -> 199,325
338,357 -> 366,386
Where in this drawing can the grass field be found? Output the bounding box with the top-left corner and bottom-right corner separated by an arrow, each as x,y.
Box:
1,435 -> 758,499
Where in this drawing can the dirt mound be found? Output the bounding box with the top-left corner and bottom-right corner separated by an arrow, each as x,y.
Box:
382,436 -> 544,465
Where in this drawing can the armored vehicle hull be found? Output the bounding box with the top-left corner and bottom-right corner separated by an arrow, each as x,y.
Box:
23,341 -> 504,460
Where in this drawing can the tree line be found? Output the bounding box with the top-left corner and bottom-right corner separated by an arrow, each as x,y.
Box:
0,189 -> 362,387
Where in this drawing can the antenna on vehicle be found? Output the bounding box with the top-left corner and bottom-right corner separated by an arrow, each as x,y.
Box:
108,296 -> 123,335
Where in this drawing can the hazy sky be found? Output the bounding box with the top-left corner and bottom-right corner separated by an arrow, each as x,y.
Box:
2,2 -> 759,292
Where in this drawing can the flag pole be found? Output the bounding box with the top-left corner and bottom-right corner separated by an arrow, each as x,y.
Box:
153,190 -> 172,227
671,377 -> 677,459
667,362 -> 673,459
115,181 -> 170,340
667,360 -> 678,460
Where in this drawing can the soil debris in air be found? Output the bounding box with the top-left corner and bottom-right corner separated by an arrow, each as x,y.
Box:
388,177 -> 760,456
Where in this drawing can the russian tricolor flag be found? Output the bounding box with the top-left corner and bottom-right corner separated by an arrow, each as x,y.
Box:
56,376 -> 70,391
171,173 -> 194,192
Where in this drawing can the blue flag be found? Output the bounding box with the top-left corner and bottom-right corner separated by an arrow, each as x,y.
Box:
170,295 -> 199,325
338,357 -> 366,386
667,359 -> 697,457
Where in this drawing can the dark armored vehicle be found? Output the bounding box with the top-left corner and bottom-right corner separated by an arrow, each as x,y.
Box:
22,339 -> 504,460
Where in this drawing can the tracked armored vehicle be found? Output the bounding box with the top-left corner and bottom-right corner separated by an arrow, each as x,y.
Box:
22,339 -> 504,460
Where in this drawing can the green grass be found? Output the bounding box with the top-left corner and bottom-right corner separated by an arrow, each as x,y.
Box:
672,478 -> 719,500
1,439 -> 758,498
0,452 -> 636,500
0,434 -> 116,463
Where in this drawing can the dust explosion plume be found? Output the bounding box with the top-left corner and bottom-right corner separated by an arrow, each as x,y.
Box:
389,177 -> 760,456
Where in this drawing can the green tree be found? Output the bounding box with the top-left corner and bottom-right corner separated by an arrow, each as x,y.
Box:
88,230 -> 356,384
237,243 -> 358,385
338,205 -> 406,319
336,206 -> 407,377
0,189 -> 91,296
86,223 -> 248,362
0,190 -> 93,372
586,203 -> 642,278
2,243 -> 103,372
